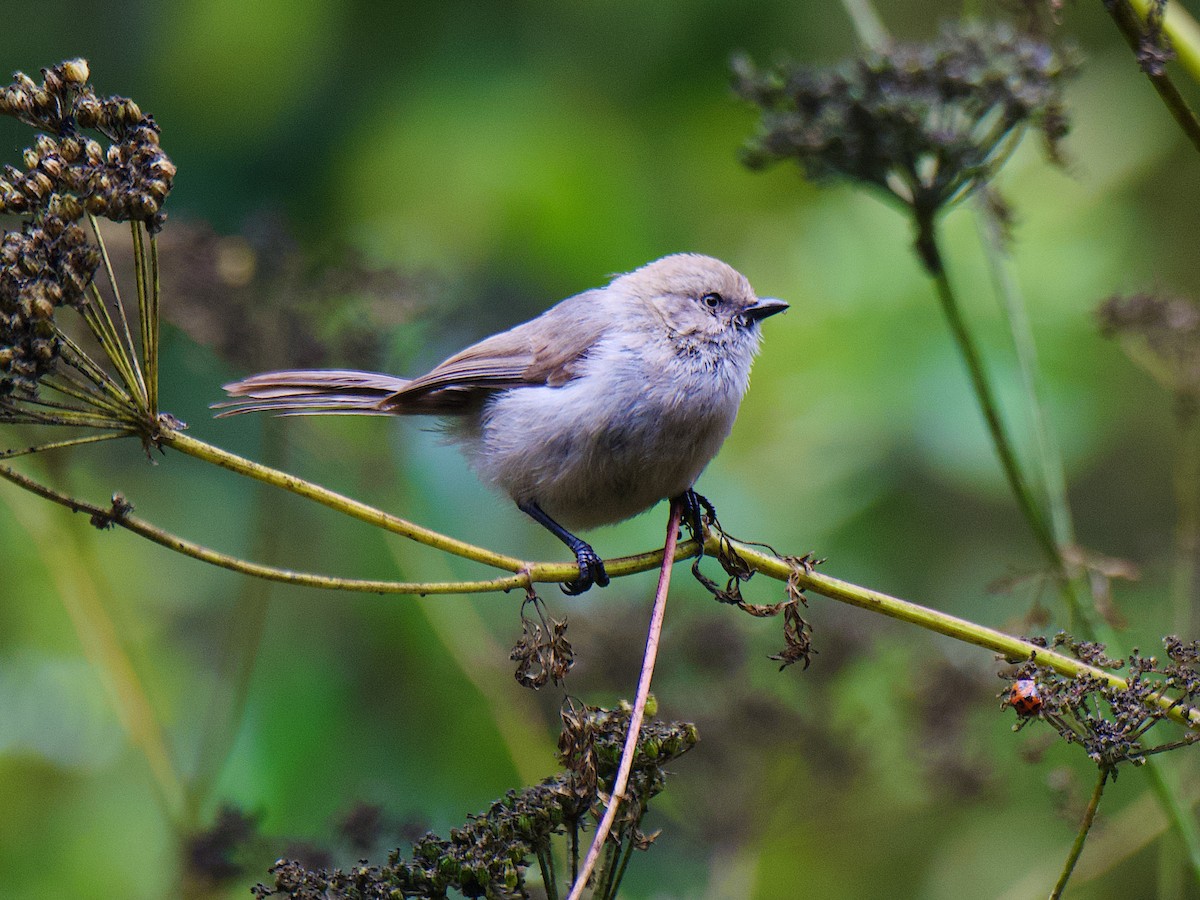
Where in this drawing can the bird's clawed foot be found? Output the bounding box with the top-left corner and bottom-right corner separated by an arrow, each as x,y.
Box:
519,500 -> 610,595
561,543 -> 610,596
677,488 -> 715,550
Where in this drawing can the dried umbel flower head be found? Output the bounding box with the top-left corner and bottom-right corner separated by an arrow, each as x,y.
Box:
1097,291 -> 1200,404
0,59 -> 175,231
1003,634 -> 1200,771
252,705 -> 699,899
734,22 -> 1075,220
0,59 -> 174,427
0,217 -> 101,398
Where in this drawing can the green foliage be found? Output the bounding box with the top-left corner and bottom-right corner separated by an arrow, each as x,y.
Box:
3,3 -> 1200,899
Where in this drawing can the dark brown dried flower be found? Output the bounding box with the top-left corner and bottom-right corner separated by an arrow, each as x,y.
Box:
734,22 -> 1076,218
1002,634 -> 1200,771
0,59 -> 175,232
253,704 -> 698,899
510,595 -> 574,689
0,59 -> 174,426
0,216 -> 101,399
1097,291 -> 1200,402
769,601 -> 816,670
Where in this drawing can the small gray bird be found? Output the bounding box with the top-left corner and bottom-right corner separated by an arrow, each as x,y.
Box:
219,253 -> 787,593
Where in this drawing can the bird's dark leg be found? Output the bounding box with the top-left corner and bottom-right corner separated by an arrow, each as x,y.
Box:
518,501 -> 610,595
676,488 -> 714,557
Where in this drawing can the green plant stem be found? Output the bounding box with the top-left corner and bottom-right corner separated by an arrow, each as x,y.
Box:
914,215 -> 1061,569
3,451 -> 1199,730
1105,0 -> 1200,155
537,849 -> 557,900
1144,759 -> 1200,883
88,213 -> 144,397
718,535 -> 1200,729
55,328 -> 136,408
605,838 -> 636,900
975,201 -> 1076,549
160,427 -> 525,572
1051,767 -> 1109,899
130,221 -> 155,413
0,455 -> 695,592
77,293 -> 145,408
840,0 -> 888,51
840,0 -> 1198,884
0,429 -> 133,459
970,203 -> 1200,885
3,405 -> 134,430
146,230 -> 160,413
44,373 -> 134,418
1172,398 -> 1200,636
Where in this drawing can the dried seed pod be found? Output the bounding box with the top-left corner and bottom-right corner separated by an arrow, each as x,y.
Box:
61,58 -> 89,85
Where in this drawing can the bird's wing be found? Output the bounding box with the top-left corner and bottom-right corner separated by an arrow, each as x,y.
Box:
383,291 -> 608,410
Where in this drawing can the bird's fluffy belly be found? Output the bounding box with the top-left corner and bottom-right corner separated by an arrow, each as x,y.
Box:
466,368 -> 740,530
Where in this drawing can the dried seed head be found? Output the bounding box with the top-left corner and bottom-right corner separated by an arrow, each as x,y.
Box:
61,58 -> 89,85
1098,291 -> 1200,401
734,22 -> 1077,216
1004,633 -> 1200,769
0,59 -> 176,232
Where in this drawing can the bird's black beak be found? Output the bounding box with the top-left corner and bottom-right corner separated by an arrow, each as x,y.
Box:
742,298 -> 789,321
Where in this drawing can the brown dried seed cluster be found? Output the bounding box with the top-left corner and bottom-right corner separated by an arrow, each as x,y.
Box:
0,217 -> 102,396
1098,291 -> 1200,399
0,58 -> 176,232
1003,634 -> 1200,770
734,22 -> 1075,215
0,59 -> 173,403
252,706 -> 699,899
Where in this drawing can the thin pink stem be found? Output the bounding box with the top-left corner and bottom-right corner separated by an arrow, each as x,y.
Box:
567,498 -> 683,900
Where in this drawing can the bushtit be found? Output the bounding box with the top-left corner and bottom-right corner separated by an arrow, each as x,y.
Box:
219,253 -> 787,593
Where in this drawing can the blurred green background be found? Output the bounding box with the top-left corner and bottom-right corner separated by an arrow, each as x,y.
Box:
3,1 -> 1200,897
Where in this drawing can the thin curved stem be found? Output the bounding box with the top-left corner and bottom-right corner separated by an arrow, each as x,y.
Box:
78,282 -> 145,410
43,373 -> 135,418
915,215 -> 1062,570
1172,401 -> 1200,636
160,428 -> 526,572
3,448 -> 1198,730
0,456 -> 697,593
567,499 -> 682,900
130,221 -> 155,413
719,534 -> 1200,730
1144,758 -> 1200,884
146,230 -> 161,413
87,213 -> 143,397
1050,767 -> 1109,899
0,430 -> 133,460
54,328 -> 137,409
975,200 -> 1076,550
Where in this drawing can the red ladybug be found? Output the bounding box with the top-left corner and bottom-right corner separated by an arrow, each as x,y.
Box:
1009,679 -> 1043,716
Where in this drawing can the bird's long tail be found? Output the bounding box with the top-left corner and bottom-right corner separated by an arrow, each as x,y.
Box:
215,369 -> 412,417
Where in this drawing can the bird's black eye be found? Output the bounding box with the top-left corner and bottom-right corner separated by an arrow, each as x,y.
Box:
700,292 -> 722,310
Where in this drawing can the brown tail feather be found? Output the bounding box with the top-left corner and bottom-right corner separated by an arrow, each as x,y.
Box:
215,369 -> 412,417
